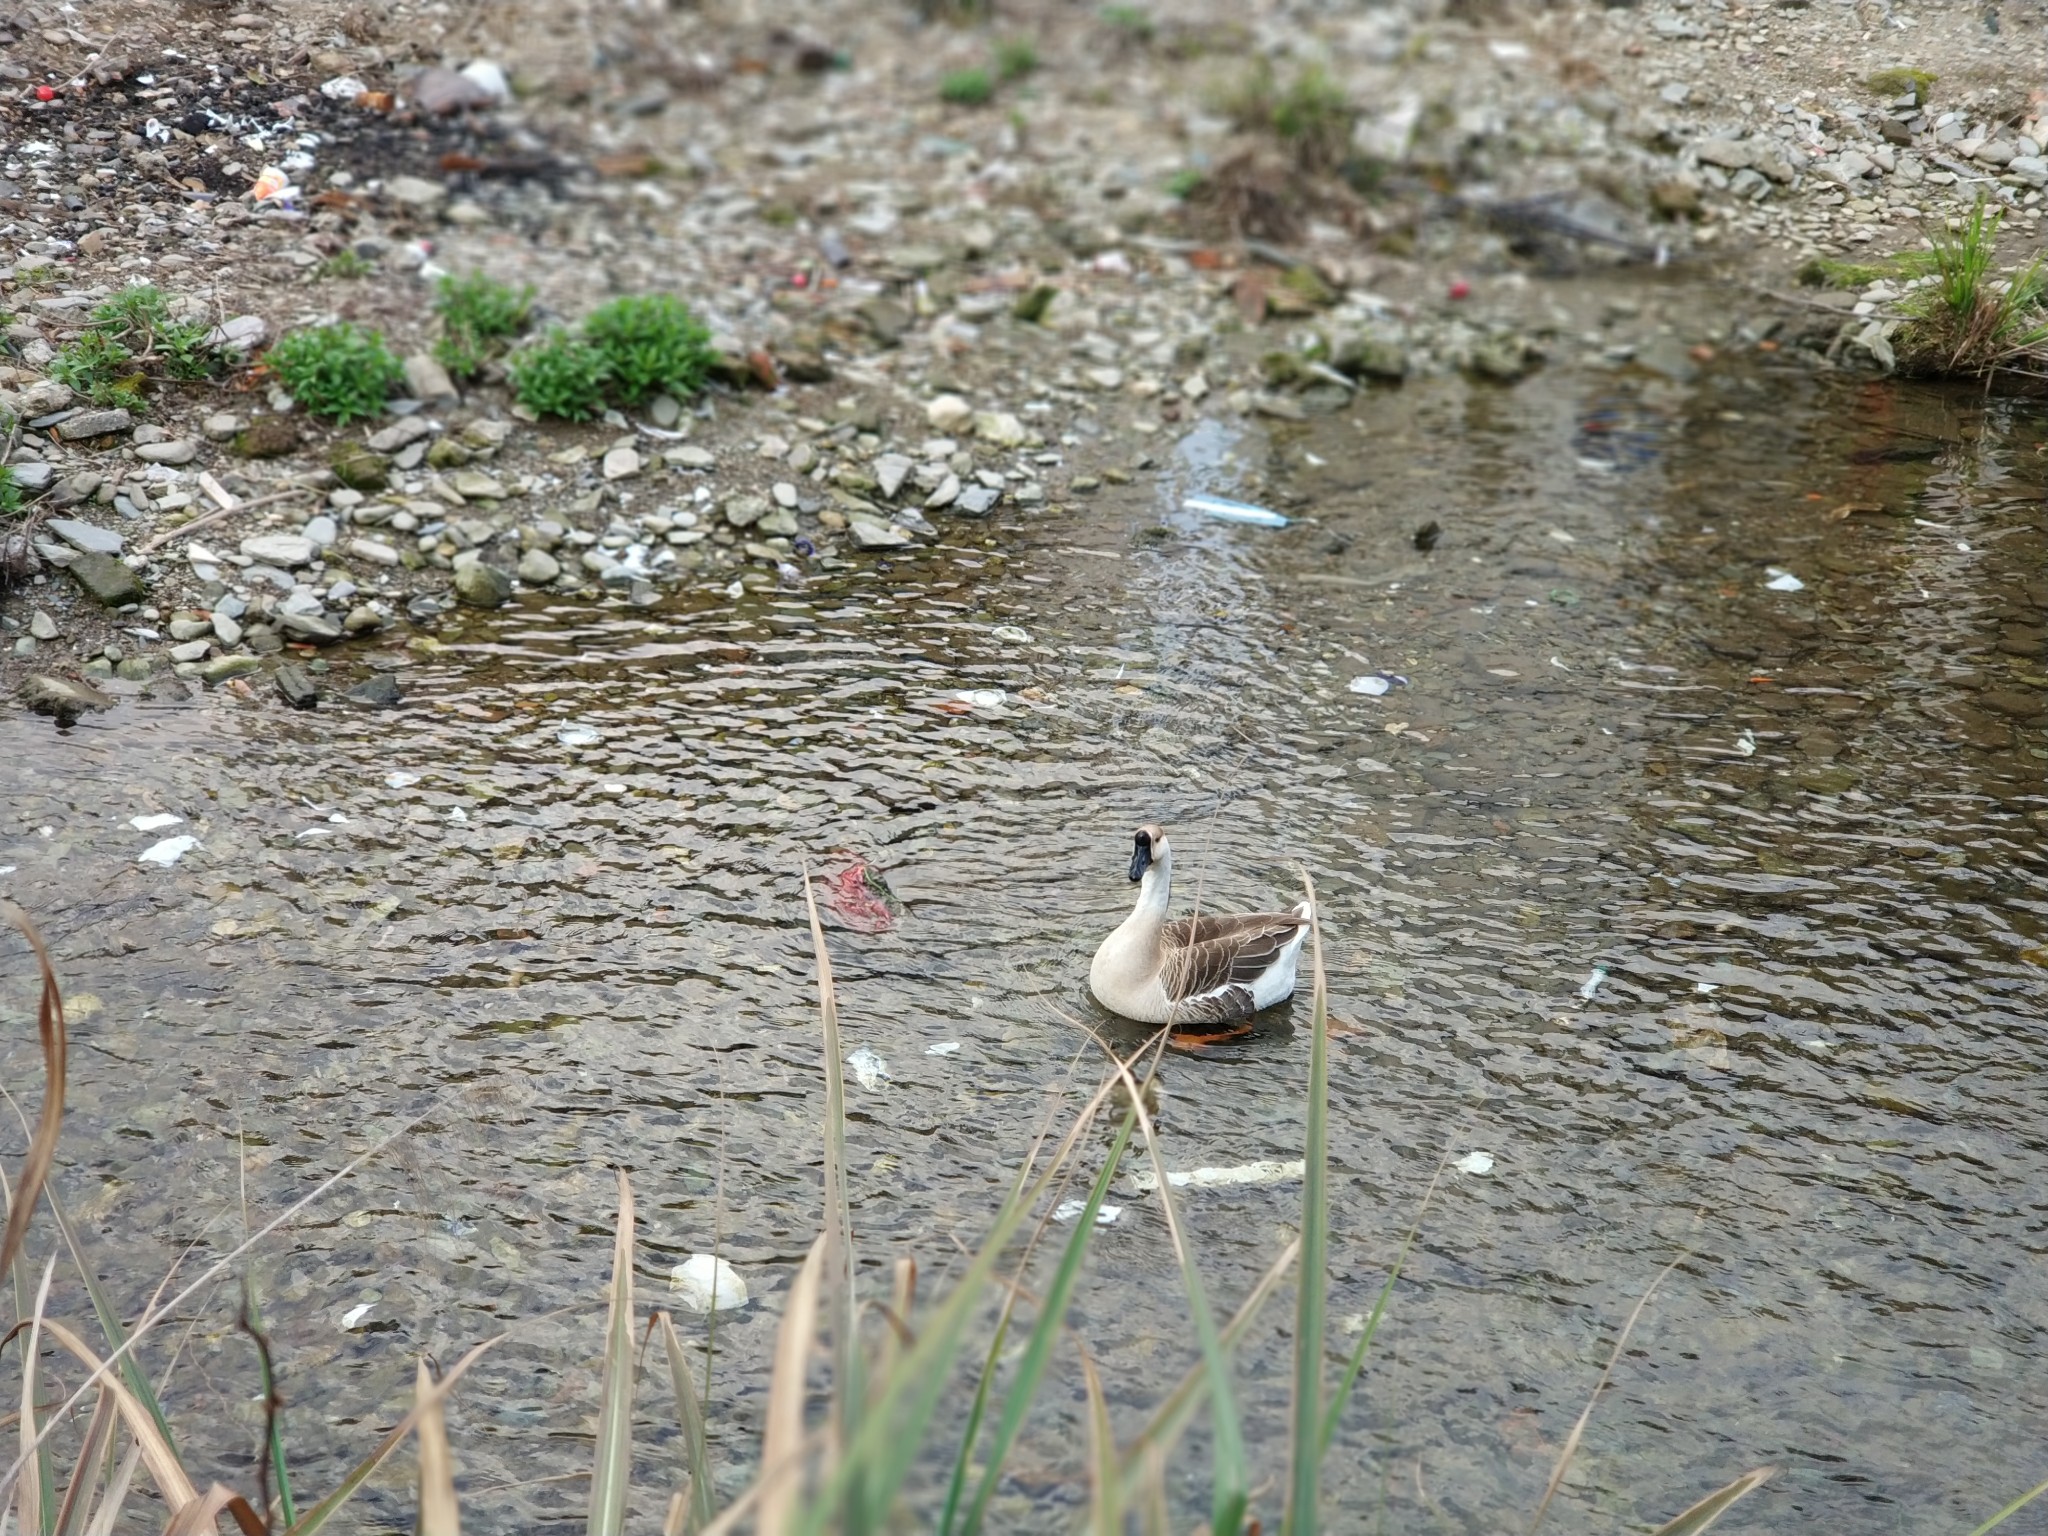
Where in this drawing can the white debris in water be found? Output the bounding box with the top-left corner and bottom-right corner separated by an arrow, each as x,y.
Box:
1053,1200 -> 1123,1225
1764,569 -> 1805,592
953,688 -> 1006,710
847,1046 -> 890,1090
601,782 -> 629,793
671,1253 -> 749,1313
1128,1159 -> 1304,1194
137,835 -> 198,867
926,1041 -> 960,1056
989,625 -> 1033,644
557,724 -> 602,748
1578,966 -> 1608,1001
341,1302 -> 373,1330
129,813 -> 182,831
1348,675 -> 1392,697
385,771 -> 421,788
1735,728 -> 1757,757
1454,1151 -> 1495,1176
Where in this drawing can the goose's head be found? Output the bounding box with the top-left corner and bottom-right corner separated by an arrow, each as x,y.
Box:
1128,823 -> 1169,882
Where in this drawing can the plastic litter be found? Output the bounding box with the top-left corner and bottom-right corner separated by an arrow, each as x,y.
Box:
1578,965 -> 1608,1001
1735,728 -> 1757,757
384,771 -> 421,788
1128,1159 -> 1304,1193
847,1045 -> 889,1091
1054,1200 -> 1124,1225
1764,569 -> 1805,592
341,1303 -> 373,1330
138,835 -> 198,867
249,166 -> 298,204
319,75 -> 369,99
990,625 -> 1033,644
671,1254 -> 749,1313
1454,1151 -> 1495,1175
1185,494 -> 1290,529
949,688 -> 1007,712
1348,676 -> 1391,697
557,724 -> 601,748
824,857 -> 897,933
129,813 -> 182,832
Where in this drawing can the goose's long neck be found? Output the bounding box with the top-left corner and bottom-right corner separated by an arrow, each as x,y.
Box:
1122,846 -> 1173,939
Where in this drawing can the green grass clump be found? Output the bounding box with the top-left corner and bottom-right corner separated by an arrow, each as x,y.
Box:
1166,166 -> 1206,199
1797,251 -> 1938,289
507,328 -> 611,420
0,464 -> 22,518
317,249 -> 374,280
1895,199 -> 2048,376
433,271 -> 534,380
50,330 -> 143,408
266,321 -> 405,424
581,293 -> 714,406
995,37 -> 1038,81
1217,59 -> 1356,172
1865,66 -> 1937,104
48,283 -> 221,407
940,66 -> 995,106
1101,3 -> 1155,42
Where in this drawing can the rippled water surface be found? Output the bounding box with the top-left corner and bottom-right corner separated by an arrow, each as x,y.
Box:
5,351 -> 2047,1532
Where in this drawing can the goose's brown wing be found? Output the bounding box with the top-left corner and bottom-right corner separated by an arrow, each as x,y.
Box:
1159,911 -> 1309,1019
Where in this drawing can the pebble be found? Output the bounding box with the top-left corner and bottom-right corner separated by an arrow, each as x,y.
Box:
202,413 -> 241,441
670,1254 -> 748,1314
200,655 -> 263,685
874,453 -> 913,499
601,446 -> 642,481
404,353 -> 458,404
275,664 -> 319,710
46,517 -> 123,555
955,486 -> 1001,516
925,394 -> 974,432
517,548 -> 562,583
925,473 -> 960,509
67,551 -> 145,607
168,639 -> 211,662
242,533 -> 316,568
974,411 -> 1028,447
347,674 -> 406,708
303,515 -> 339,548
453,563 -> 514,607
213,612 -> 244,645
279,610 -> 343,644
206,316 -> 268,356
667,445 -> 715,469
725,494 -> 770,528
348,537 -> 400,566
648,394 -> 682,429
367,417 -> 434,453
452,470 -> 509,500
135,439 -> 199,465
772,481 -> 798,509
56,408 -> 134,441
29,610 -> 58,641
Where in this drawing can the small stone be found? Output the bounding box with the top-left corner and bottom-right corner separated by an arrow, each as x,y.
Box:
451,469 -> 509,500
302,515 -> 339,549
213,612 -> 244,645
670,1254 -> 749,1313
29,610 -> 58,641
404,353 -> 458,404
206,316 -> 268,356
19,674 -> 115,722
425,437 -> 473,470
758,506 -> 800,537
602,446 -> 642,481
858,296 -> 912,346
46,517 -> 123,555
169,618 -> 213,641
55,408 -> 134,441
926,472 -> 960,509
954,485 -> 1000,516
347,673 -> 406,708
11,463 -> 53,492
330,445 -> 391,490
343,605 -> 384,634
925,393 -> 974,432
67,551 -> 145,606
517,547 -> 562,583
1826,151 -> 1876,183
874,453 -> 913,499
847,518 -> 912,549
168,638 -> 212,662
135,439 -> 198,466
1650,176 -> 1703,216
278,610 -> 343,644
367,417 -> 434,453
2009,156 -> 2048,186
348,537 -> 401,566
385,174 -> 448,209
772,480 -> 798,509
648,394 -> 682,428
1694,138 -> 1752,170
275,663 -> 319,709
453,562 -> 514,607
668,445 -> 715,469
200,655 -> 264,685
724,494 -> 770,528
973,410 -> 1028,447
114,658 -> 153,682
203,412 -> 242,441
242,533 -> 316,567
235,418 -> 300,459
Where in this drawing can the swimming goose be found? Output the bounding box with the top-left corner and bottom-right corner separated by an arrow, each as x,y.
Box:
1089,823 -> 1313,1026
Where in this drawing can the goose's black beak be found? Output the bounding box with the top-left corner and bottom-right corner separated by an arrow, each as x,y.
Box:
1129,836 -> 1152,883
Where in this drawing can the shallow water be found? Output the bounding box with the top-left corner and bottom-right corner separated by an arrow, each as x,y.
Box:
4,348 -> 2046,1532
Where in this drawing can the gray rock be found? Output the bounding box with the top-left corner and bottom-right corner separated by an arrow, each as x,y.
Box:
602,446 -> 642,481
67,551 -> 145,606
213,612 -> 244,645
451,469 -> 507,500
203,413 -> 242,441
974,410 -> 1028,447
302,515 -> 339,548
759,506 -> 800,537
206,315 -> 268,355
55,408 -> 134,441
1694,138 -> 1752,170
667,445 -> 715,469
46,517 -> 123,555
725,494 -> 771,528
330,445 -> 389,489
517,547 -> 562,583
925,472 -> 960,509
348,537 -> 401,566
29,609 -> 58,641
168,639 -> 211,662
648,394 -> 682,428
347,673 -> 406,707
2009,155 -> 2048,186
19,674 -> 115,722
404,353 -> 458,404
925,394 -> 974,432
1825,151 -> 1876,182
874,454 -> 913,499
385,174 -> 448,209
11,462 -> 53,491
847,518 -> 912,549
136,438 -> 198,466
275,663 -> 319,709
954,486 -> 1001,516
343,605 -> 385,634
168,618 -> 213,641
200,655 -> 264,684
367,416 -> 434,453
453,562 -> 514,607
241,533 -> 316,567
278,610 -> 343,644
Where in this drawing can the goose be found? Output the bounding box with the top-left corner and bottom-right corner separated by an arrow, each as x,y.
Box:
1089,823 -> 1314,1026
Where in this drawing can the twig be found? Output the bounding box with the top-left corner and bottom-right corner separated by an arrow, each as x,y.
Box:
134,485 -> 316,555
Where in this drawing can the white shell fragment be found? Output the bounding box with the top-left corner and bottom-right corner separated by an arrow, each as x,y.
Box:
671,1254 -> 749,1313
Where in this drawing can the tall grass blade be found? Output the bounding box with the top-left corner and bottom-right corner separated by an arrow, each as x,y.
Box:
799,866 -> 858,1487
240,1272 -> 296,1527
1649,1467 -> 1775,1536
82,1438 -> 140,1536
25,1319 -> 198,1513
162,1483 -> 265,1536
1525,1254 -> 1687,1536
13,1254 -> 55,1536
1320,1154 -> 1448,1460
1078,1347 -> 1120,1536
1105,1050 -> 1249,1536
1283,875 -> 1328,1536
49,1388 -> 115,1536
1966,1475 -> 2048,1536
0,903 -> 66,1292
1138,1445 -> 1170,1536
958,1109 -> 1137,1536
938,1287 -> 1018,1536
282,1334 -> 504,1535
761,1233 -> 828,1536
42,1190 -> 175,1457
588,1168 -> 638,1536
655,1313 -> 715,1534
414,1360 -> 461,1536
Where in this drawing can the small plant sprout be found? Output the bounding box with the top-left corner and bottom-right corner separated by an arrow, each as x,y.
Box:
266,322 -> 405,423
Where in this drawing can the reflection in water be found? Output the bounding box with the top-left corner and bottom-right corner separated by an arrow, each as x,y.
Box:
2,353 -> 2044,1532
